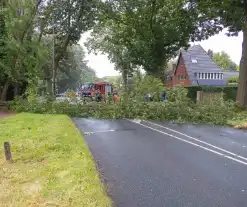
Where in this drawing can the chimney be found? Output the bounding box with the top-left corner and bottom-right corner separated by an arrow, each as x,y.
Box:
207,49 -> 213,58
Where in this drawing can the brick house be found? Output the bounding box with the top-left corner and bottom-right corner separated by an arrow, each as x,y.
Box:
166,45 -> 226,87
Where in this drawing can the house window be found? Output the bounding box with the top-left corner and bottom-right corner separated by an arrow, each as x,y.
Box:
198,73 -> 201,79
211,73 -> 213,79
202,73 -> 204,79
178,75 -> 186,80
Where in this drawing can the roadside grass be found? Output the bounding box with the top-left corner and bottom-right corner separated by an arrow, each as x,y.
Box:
228,111 -> 247,130
0,113 -> 111,207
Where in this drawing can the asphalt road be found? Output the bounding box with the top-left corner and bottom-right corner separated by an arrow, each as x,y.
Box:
73,118 -> 247,207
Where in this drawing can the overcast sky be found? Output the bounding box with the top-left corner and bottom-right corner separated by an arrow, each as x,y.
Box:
79,30 -> 243,78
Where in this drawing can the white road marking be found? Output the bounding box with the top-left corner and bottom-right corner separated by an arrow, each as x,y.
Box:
84,130 -> 115,135
143,120 -> 247,162
130,120 -> 247,166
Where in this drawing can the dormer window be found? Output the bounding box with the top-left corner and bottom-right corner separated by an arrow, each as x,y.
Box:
191,58 -> 197,63
197,73 -> 223,80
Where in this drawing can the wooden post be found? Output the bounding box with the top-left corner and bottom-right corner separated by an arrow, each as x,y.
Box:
196,91 -> 203,103
4,142 -> 12,161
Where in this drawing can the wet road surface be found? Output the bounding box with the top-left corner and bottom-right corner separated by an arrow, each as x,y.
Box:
73,118 -> 247,207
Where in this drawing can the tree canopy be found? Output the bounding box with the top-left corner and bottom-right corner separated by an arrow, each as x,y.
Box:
0,0 -> 99,100
212,51 -> 238,71
56,45 -> 97,93
87,0 -> 210,80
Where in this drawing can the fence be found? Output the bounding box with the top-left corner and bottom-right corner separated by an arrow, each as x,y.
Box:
196,91 -> 223,103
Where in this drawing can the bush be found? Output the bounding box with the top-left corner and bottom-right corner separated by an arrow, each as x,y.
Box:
166,86 -> 190,104
186,86 -> 238,102
227,76 -> 239,84
189,100 -> 235,125
132,75 -> 165,101
224,86 -> 238,101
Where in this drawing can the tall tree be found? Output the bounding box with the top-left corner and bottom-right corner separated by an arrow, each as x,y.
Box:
0,0 -> 7,98
88,0 -> 195,80
188,0 -> 247,107
42,0 -> 98,94
56,45 -> 97,93
0,0 -> 48,101
88,0 -> 223,82
213,51 -> 238,70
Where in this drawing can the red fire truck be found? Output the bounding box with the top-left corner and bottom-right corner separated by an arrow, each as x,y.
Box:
80,82 -> 113,99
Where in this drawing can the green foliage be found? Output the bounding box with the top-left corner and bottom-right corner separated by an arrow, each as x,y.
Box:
87,0 -> 207,78
10,93 -> 236,126
227,76 -> 239,84
224,86 -> 238,102
186,86 -> 238,102
189,100 -> 235,125
132,75 -> 165,101
213,51 -> 238,70
166,86 -> 190,104
0,0 -> 49,84
0,0 -> 100,99
188,0 -> 243,35
56,45 -> 97,93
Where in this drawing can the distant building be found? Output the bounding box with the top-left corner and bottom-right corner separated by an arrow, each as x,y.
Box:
166,45 -> 227,87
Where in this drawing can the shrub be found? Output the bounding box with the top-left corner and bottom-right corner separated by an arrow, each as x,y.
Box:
227,76 -> 239,84
166,86 -> 190,104
132,75 -> 165,101
189,100 -> 235,125
224,86 -> 238,101
186,86 -> 238,102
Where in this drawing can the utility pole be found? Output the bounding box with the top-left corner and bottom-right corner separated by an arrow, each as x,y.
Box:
52,16 -> 56,95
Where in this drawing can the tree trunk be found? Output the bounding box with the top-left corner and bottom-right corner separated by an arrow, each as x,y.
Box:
46,79 -> 52,95
236,2 -> 247,108
52,61 -> 58,96
122,69 -> 128,90
0,81 -> 9,101
14,84 -> 19,97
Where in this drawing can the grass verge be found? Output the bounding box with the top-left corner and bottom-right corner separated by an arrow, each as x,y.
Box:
228,111 -> 247,130
0,113 -> 111,207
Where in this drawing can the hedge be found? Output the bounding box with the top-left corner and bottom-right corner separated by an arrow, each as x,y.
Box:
186,86 -> 238,102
